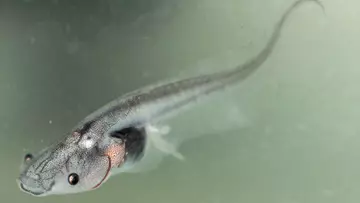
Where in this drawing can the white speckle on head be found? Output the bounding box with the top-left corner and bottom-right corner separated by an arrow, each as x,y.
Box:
79,138 -> 95,149
84,140 -> 94,148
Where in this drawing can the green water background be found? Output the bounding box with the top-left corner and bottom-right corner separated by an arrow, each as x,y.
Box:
0,0 -> 359,203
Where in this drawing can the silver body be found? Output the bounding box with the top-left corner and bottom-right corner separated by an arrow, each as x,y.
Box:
17,0 -> 323,197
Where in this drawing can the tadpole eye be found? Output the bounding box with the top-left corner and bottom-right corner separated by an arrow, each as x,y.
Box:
68,173 -> 79,185
24,153 -> 33,162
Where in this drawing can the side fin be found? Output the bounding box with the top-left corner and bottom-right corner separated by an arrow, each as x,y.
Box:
145,124 -> 185,160
110,124 -> 184,174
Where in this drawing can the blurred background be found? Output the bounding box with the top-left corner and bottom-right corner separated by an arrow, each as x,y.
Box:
1,0 -> 360,203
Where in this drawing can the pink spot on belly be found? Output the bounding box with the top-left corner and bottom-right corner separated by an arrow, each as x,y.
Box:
105,143 -> 126,168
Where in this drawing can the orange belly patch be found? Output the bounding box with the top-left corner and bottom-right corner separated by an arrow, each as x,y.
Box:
104,143 -> 126,168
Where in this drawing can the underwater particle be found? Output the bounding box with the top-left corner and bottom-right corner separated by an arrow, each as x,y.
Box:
322,189 -> 334,197
49,120 -> 52,124
65,24 -> 71,34
67,41 -> 79,54
30,37 -> 36,44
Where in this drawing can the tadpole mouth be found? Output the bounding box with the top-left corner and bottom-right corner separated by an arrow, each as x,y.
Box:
17,179 -> 45,196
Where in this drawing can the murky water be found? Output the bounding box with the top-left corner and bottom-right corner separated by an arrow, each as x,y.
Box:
1,0 -> 360,202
